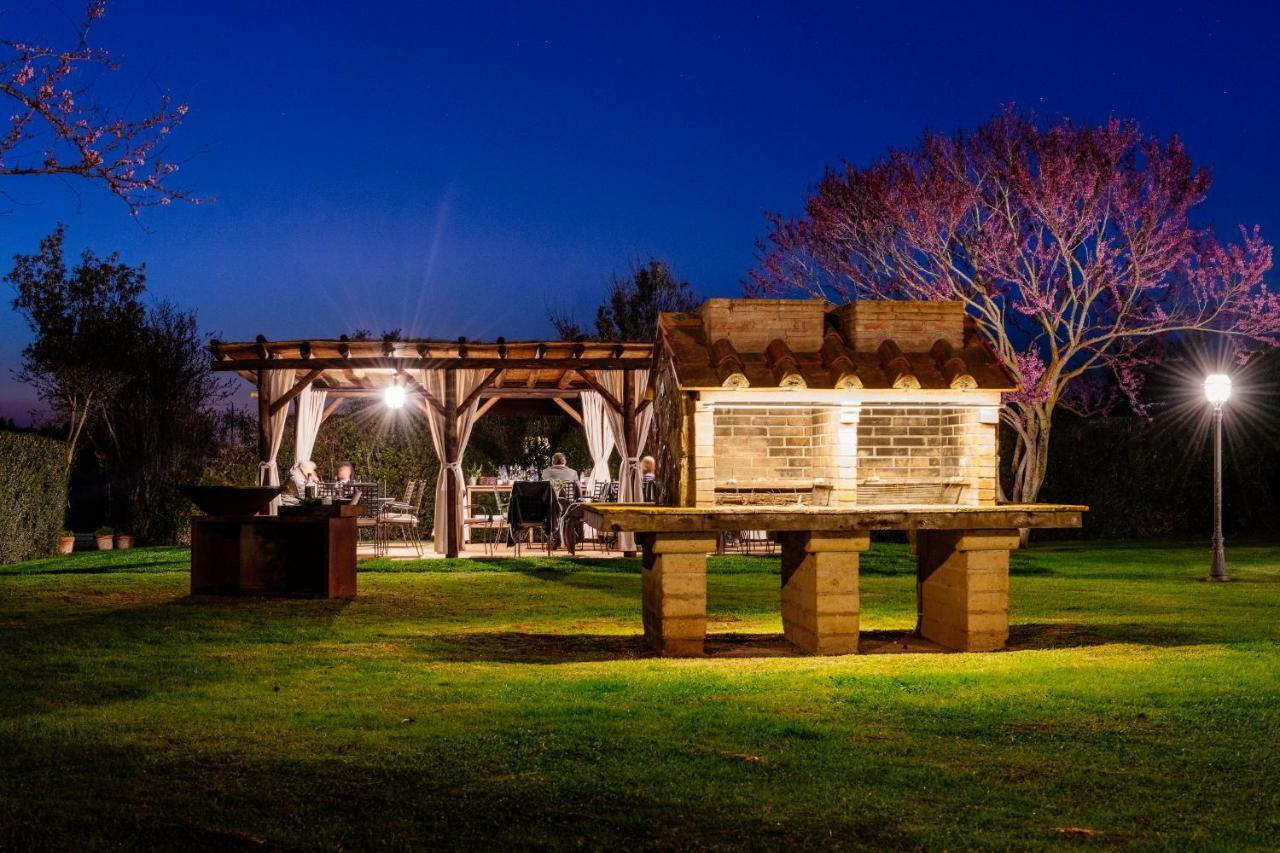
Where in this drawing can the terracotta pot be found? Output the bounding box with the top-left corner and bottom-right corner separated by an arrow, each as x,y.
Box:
114,534 -> 134,550
95,535 -> 114,551
57,536 -> 75,555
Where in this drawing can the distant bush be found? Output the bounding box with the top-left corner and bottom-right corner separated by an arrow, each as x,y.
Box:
0,431 -> 68,563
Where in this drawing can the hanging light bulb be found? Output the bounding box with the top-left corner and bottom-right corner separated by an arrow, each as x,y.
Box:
384,383 -> 406,410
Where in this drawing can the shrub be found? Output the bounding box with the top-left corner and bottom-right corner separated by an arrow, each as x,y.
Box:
0,431 -> 68,563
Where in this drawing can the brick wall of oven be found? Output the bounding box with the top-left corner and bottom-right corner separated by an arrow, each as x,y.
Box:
854,406 -> 995,505
701,402 -> 998,507
711,407 -> 835,487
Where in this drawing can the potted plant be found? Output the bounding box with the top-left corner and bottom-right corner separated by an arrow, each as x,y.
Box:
114,531 -> 135,550
94,527 -> 114,550
57,531 -> 75,555
468,466 -> 481,486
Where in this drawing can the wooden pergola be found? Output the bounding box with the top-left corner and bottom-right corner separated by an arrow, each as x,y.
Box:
210,336 -> 657,556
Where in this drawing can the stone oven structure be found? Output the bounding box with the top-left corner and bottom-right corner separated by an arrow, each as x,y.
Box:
652,298 -> 1016,508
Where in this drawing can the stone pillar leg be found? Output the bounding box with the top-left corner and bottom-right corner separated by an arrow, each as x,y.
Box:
637,532 -> 717,657
916,529 -> 1018,651
776,531 -> 869,655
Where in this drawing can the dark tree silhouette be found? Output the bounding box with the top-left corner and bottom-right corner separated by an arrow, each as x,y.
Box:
552,259 -> 699,341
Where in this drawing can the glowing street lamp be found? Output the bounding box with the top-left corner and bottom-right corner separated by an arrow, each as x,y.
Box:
384,383 -> 407,410
1203,373 -> 1231,581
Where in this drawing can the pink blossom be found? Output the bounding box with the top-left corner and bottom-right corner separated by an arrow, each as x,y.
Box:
751,107 -> 1280,500
0,0 -> 194,212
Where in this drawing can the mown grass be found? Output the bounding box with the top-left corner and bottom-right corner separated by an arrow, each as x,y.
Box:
1,539 -> 1277,850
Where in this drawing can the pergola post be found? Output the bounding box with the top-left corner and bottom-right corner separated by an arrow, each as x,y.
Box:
621,369 -> 638,557
444,368 -> 460,558
256,369 -> 272,486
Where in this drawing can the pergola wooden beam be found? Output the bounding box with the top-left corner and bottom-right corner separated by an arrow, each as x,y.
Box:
573,369 -> 622,412
460,369 -> 504,411
318,386 -> 590,400
268,367 -> 325,417
213,356 -> 649,372
402,373 -> 443,415
552,397 -> 584,426
321,398 -> 345,422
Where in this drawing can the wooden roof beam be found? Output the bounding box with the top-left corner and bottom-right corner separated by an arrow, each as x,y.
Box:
552,397 -> 584,426
573,369 -> 622,412
321,397 -> 345,422
268,367 -> 325,416
460,369 -> 504,411
210,356 -> 653,372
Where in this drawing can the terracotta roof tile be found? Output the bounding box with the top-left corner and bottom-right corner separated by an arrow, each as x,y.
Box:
658,300 -> 1017,391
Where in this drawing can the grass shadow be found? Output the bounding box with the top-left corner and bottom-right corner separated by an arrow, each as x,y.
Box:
430,630 -> 957,662
17,561 -> 189,575
430,620 -> 1217,663
430,631 -> 653,663
1007,621 -> 1206,649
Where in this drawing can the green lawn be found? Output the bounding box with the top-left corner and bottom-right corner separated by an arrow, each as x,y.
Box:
1,540 -> 1277,850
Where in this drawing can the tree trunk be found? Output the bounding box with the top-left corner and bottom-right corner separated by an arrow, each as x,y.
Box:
1008,405 -> 1054,546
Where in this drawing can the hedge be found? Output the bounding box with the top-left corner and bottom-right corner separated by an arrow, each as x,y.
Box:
1036,410 -> 1280,539
0,431 -> 69,564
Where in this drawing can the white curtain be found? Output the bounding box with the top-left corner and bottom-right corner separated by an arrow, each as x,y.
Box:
259,369 -> 296,514
420,369 -> 490,554
579,390 -> 616,489
599,369 -> 653,552
294,383 -> 327,465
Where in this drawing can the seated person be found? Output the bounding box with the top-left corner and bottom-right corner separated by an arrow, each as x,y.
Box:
334,461 -> 356,496
640,455 -> 657,502
284,459 -> 319,503
541,452 -> 579,485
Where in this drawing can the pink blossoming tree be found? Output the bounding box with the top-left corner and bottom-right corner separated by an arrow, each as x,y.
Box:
0,1 -> 191,213
751,109 -> 1280,506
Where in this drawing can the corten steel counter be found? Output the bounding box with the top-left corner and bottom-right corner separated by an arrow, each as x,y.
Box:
582,504 -> 1085,656
190,504 -> 359,599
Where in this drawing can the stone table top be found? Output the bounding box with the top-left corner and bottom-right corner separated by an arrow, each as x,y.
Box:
581,503 -> 1086,533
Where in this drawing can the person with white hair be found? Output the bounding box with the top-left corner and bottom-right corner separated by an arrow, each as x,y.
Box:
284,459 -> 319,503
640,455 -> 657,502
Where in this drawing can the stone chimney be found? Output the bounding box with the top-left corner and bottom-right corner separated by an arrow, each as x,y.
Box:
699,299 -> 826,353
836,301 -> 966,352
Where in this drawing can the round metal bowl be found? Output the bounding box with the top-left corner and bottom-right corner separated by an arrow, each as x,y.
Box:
180,485 -> 284,516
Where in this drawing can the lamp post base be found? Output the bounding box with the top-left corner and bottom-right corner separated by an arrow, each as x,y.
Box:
1206,544 -> 1230,582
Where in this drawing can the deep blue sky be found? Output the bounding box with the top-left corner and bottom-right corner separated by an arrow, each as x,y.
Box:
3,1 -> 1279,422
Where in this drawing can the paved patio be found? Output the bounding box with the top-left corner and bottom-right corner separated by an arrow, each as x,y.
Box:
358,540 -> 626,560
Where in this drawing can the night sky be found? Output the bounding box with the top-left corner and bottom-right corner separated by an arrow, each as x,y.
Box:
3,0 -> 1279,422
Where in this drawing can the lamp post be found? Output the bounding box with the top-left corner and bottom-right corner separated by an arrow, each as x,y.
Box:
1203,373 -> 1231,582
